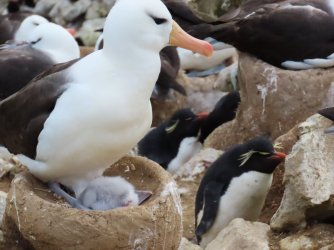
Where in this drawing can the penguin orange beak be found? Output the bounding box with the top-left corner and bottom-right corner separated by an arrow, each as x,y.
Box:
169,21 -> 213,57
66,28 -> 77,37
271,151 -> 287,160
196,111 -> 209,120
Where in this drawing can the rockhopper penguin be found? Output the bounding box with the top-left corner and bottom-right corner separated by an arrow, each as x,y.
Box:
195,137 -> 286,247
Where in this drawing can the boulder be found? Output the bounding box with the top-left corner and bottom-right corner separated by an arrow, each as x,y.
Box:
189,0 -> 243,19
77,18 -> 105,46
184,74 -> 225,113
271,114 -> 334,231
34,0 -> 58,17
85,0 -> 116,20
0,0 -> 8,14
0,191 -> 7,224
279,224 -> 334,250
178,237 -> 203,250
2,156 -> 183,250
205,53 -> 334,151
205,218 -> 270,250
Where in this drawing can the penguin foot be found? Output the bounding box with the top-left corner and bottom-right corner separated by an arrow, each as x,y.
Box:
48,182 -> 91,210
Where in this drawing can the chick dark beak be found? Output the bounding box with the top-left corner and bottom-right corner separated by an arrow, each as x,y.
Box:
136,190 -> 153,205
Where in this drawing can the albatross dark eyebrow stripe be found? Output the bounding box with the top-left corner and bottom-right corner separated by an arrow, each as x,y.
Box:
148,14 -> 167,25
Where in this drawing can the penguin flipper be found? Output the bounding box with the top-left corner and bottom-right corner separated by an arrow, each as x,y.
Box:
195,181 -> 224,240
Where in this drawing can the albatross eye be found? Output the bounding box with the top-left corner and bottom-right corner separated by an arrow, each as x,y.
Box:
151,16 -> 167,25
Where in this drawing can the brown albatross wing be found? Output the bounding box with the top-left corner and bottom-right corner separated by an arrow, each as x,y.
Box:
0,59 -> 79,158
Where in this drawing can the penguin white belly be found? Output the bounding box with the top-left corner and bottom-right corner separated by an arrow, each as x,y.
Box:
200,171 -> 273,247
167,137 -> 202,174
34,82 -> 152,181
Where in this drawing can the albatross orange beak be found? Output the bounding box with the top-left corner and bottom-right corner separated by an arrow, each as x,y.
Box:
169,21 -> 213,57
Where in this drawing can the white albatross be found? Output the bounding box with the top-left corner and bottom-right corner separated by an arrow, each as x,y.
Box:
0,0 -> 212,209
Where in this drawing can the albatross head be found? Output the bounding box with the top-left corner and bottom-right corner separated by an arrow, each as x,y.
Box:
103,0 -> 212,57
14,15 -> 48,41
27,22 -> 80,63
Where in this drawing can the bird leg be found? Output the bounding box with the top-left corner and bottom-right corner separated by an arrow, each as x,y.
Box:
48,182 -> 91,210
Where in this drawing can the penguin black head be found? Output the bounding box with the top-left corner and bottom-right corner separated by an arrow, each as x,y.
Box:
199,91 -> 240,142
138,108 -> 208,169
237,137 -> 286,174
163,108 -> 207,139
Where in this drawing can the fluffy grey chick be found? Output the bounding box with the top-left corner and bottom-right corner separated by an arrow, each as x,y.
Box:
78,176 -> 141,210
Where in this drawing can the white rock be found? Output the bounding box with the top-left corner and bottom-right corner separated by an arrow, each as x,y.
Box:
205,218 -> 270,250
77,18 -> 106,46
271,114 -> 334,230
0,191 -> 7,224
85,0 -> 116,19
279,224 -> 334,250
34,0 -> 58,16
214,61 -> 238,91
175,148 -> 223,179
178,237 -> 203,250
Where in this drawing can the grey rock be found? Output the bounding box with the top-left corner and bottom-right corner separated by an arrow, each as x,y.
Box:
0,191 -> 7,225
205,218 -> 270,250
34,0 -> 58,17
205,53 -> 334,151
190,0 -> 243,18
85,0 -> 116,20
178,237 -> 203,250
64,0 -> 91,22
49,0 -> 91,24
279,224 -> 334,250
77,18 -> 106,46
0,0 -> 8,14
271,114 -> 334,231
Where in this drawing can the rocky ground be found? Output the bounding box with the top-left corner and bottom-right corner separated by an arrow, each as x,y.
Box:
1,0 -> 334,249
2,52 -> 334,249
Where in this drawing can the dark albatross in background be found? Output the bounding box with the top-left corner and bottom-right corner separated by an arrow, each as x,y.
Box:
0,22 -> 80,100
188,0 -> 334,70
0,0 -> 212,209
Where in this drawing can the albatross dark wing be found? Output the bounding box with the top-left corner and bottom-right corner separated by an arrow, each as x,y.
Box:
0,43 -> 55,100
0,59 -> 79,158
189,1 -> 334,68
